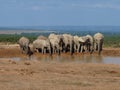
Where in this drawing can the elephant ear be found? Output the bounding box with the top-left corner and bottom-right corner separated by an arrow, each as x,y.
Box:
79,37 -> 85,42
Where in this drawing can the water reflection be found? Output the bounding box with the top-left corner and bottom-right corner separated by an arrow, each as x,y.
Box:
0,55 -> 120,65
35,55 -> 103,63
35,55 -> 120,65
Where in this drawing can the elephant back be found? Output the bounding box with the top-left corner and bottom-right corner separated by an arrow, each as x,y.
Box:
63,34 -> 73,44
86,35 -> 93,43
33,39 -> 50,49
74,35 -> 79,43
49,34 -> 64,46
37,35 -> 47,40
18,36 -> 30,46
48,33 -> 56,39
94,33 -> 104,40
79,36 -> 89,43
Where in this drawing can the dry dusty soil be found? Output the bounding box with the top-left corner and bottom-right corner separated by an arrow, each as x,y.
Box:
0,44 -> 120,90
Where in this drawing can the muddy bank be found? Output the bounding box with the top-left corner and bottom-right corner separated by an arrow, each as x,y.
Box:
0,59 -> 120,90
0,44 -> 120,57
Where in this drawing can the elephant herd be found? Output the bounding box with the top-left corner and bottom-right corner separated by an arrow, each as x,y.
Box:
18,32 -> 104,57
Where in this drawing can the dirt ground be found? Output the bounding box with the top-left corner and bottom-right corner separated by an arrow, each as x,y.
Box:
0,44 -> 120,90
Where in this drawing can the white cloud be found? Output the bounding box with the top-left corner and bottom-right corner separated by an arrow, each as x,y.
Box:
32,6 -> 41,11
91,4 -> 120,9
26,1 -> 120,11
71,3 -> 120,10
10,0 -> 17,3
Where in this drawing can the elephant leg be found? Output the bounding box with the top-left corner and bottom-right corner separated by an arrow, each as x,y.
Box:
96,44 -> 98,51
85,44 -> 88,52
88,44 -> 91,52
80,44 -> 82,53
98,42 -> 101,55
58,49 -> 60,55
86,44 -> 90,52
63,45 -> 67,53
48,46 -> 52,56
70,44 -> 72,55
22,47 -> 25,53
36,49 -> 39,53
57,46 -> 61,55
20,47 -> 24,54
80,45 -> 83,53
77,44 -> 80,53
54,47 -> 57,53
23,46 -> 27,54
52,47 -> 55,54
94,43 -> 97,51
62,46 -> 65,53
25,46 -> 30,55
44,48 -> 46,54
42,47 -> 44,54
81,45 -> 84,53
90,44 -> 94,54
83,45 -> 87,52
74,44 -> 77,52
100,42 -> 103,51
53,46 -> 56,54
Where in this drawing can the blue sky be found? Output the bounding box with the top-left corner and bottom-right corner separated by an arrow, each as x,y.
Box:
0,0 -> 120,26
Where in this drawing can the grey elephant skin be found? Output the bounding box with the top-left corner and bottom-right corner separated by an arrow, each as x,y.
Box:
48,34 -> 64,55
33,36 -> 52,55
18,37 -> 32,56
86,35 -> 94,53
94,33 -> 104,55
63,34 -> 74,55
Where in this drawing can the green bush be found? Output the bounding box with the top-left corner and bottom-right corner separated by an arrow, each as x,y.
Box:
0,34 -> 120,48
104,35 -> 120,47
0,34 -> 37,44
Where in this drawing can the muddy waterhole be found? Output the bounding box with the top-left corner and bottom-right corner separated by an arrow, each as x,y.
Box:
0,55 -> 120,65
0,46 -> 120,65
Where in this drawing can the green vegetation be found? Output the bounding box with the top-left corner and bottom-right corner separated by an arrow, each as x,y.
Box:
0,34 -> 37,44
0,34 -> 120,48
104,35 -> 120,48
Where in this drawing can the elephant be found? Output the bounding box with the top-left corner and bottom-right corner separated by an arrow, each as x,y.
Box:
48,33 -> 64,55
32,38 -> 52,55
93,32 -> 104,55
86,35 -> 94,54
78,36 -> 89,53
62,34 -> 74,55
37,35 -> 47,40
74,35 -> 81,53
74,35 -> 92,53
18,37 -> 33,56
